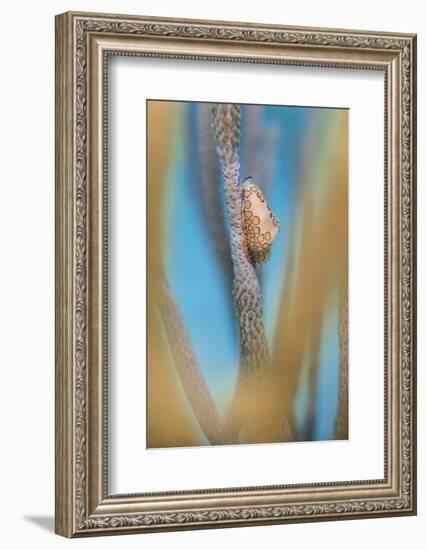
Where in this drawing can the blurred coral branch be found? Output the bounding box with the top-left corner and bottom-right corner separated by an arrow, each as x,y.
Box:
147,101 -> 226,446
300,328 -> 321,441
154,276 -> 227,444
195,103 -> 233,284
242,111 -> 348,443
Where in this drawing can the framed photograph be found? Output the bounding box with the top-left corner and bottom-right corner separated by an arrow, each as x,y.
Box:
55,11 -> 417,537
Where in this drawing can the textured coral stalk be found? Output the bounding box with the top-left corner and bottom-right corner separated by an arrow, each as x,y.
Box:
212,104 -> 276,441
196,103 -> 233,284
155,275 -> 227,445
212,104 -> 270,380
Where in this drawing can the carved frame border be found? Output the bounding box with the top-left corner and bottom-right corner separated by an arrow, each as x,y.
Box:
55,11 -> 416,537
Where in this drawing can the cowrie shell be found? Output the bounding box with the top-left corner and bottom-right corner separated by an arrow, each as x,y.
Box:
241,177 -> 280,263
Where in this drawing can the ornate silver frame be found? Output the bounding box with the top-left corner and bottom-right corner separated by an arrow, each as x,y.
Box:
55,11 -> 417,537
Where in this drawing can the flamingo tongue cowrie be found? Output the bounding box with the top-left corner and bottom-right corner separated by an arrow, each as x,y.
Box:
241,177 -> 280,264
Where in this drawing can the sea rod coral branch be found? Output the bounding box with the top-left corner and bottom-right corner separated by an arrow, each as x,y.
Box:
211,104 -> 276,441
196,103 -> 233,285
212,104 -> 269,379
156,275 -> 228,445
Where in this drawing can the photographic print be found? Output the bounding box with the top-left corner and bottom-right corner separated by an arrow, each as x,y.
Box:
147,100 -> 348,448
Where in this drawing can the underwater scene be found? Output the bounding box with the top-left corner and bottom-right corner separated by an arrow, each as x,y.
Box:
147,100 -> 348,448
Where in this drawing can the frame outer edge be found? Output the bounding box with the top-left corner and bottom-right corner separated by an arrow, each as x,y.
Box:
61,10 -> 416,40
54,10 -> 417,537
409,34 -> 417,514
55,12 -> 75,538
